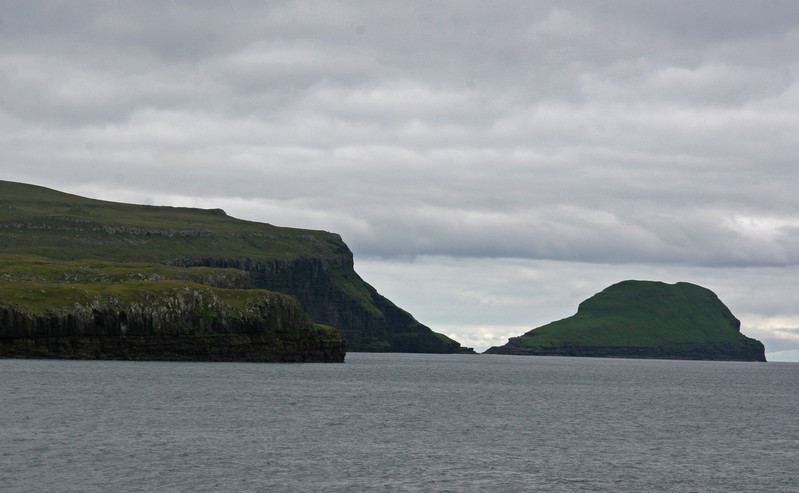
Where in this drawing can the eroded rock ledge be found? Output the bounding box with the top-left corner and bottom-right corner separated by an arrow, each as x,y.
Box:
0,285 -> 345,363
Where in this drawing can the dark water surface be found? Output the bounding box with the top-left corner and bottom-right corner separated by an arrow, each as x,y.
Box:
2,353 -> 797,492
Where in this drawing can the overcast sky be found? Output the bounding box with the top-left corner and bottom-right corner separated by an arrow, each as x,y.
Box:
2,1 -> 798,359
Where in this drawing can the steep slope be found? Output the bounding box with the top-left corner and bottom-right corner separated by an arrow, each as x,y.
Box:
485,280 -> 766,361
0,180 -> 469,353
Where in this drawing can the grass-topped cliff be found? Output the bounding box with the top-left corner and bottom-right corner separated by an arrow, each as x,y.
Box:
486,280 -> 766,361
0,254 -> 344,361
0,181 -> 341,262
0,180 -> 468,353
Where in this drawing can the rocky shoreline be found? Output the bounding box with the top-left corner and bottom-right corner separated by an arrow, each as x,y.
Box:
485,340 -> 766,361
0,285 -> 346,363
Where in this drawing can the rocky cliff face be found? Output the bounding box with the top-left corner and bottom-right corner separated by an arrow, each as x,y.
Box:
0,284 -> 345,362
169,255 -> 465,352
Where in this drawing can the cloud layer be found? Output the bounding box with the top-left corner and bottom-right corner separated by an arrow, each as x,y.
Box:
2,1 -> 798,356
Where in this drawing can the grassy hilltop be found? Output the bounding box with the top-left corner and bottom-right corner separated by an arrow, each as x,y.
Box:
0,180 -> 346,262
486,280 -> 766,361
0,180 -> 468,354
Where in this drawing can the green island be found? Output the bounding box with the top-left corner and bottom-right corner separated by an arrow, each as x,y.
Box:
0,180 -> 472,362
485,280 -> 766,361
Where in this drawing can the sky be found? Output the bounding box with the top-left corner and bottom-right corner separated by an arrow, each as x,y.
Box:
2,1 -> 798,359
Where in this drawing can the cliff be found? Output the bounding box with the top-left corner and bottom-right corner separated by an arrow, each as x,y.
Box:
0,257 -> 345,362
0,180 -> 470,353
170,255 -> 465,352
485,280 -> 766,361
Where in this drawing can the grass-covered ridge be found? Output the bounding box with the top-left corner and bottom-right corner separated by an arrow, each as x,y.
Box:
0,180 -> 468,353
0,180 -> 343,262
486,280 -> 765,361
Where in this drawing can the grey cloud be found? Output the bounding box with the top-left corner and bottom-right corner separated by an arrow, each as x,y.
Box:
589,1 -> 799,43
1,0 -> 798,269
4,1 -> 798,357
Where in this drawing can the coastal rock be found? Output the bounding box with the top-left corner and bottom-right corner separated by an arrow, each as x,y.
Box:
0,284 -> 345,362
485,280 -> 766,362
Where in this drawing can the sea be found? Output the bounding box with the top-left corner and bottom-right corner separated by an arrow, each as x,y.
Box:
1,353 -> 797,492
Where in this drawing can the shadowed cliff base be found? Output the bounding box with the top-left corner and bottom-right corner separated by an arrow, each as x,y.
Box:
1,333 -> 346,363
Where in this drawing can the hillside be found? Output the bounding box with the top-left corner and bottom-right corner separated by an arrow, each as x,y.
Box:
485,280 -> 766,361
0,180 -> 470,353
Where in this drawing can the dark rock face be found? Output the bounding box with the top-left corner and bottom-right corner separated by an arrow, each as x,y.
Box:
0,333 -> 345,362
170,256 -> 469,353
0,288 -> 345,362
484,340 -> 766,361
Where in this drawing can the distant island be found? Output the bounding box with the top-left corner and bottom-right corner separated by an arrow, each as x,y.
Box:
0,180 -> 473,362
485,280 -> 766,362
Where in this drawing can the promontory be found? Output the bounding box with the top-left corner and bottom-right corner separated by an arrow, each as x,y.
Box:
485,280 -> 766,361
0,180 -> 473,361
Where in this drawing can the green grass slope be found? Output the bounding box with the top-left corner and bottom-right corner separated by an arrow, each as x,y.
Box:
0,180 -> 467,353
0,254 -> 252,313
486,280 -> 766,361
0,180 -> 342,262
